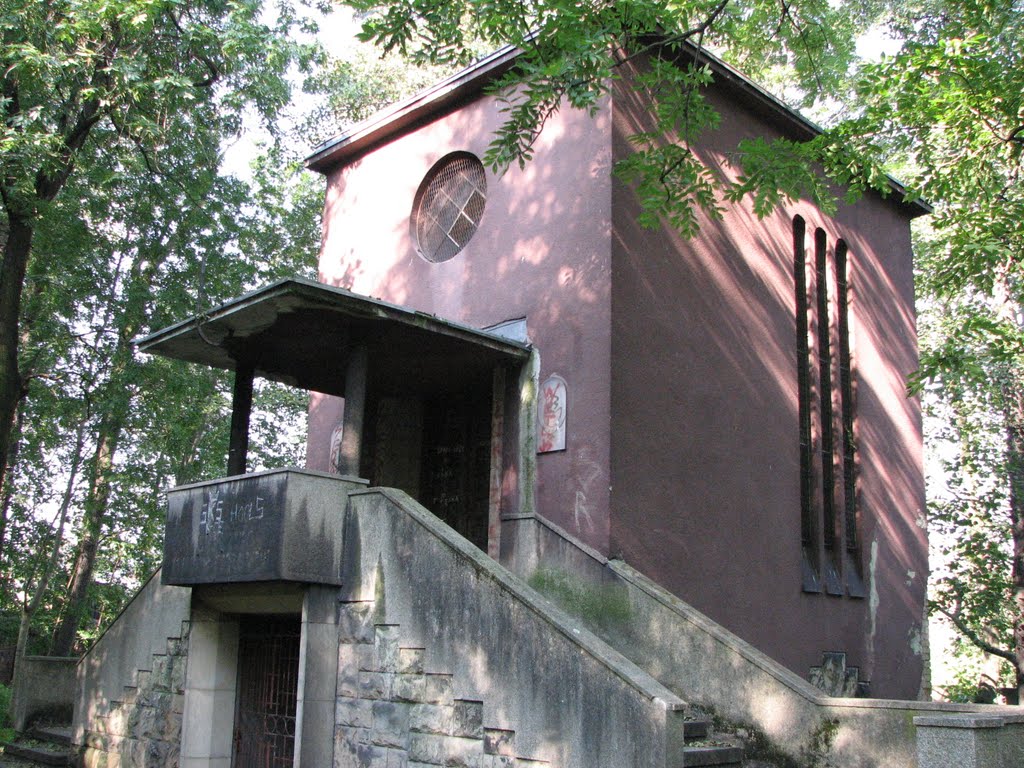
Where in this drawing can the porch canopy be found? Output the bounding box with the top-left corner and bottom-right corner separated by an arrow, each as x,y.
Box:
137,277 -> 531,475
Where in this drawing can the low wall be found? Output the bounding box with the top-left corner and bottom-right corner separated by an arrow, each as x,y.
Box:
500,513 -> 1022,768
10,655 -> 77,730
73,567 -> 193,753
342,488 -> 695,768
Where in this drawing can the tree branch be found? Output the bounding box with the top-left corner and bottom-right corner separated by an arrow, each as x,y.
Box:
939,605 -> 1020,667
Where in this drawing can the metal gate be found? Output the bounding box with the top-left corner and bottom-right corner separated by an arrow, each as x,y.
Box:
233,616 -> 301,768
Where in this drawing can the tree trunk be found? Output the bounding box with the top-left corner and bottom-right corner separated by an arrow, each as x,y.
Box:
1001,368 -> 1024,702
0,404 -> 24,594
48,278 -> 147,657
49,417 -> 118,656
0,215 -> 33,515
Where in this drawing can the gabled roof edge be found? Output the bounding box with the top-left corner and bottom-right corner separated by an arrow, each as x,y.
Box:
305,40 -> 930,216
305,45 -> 521,173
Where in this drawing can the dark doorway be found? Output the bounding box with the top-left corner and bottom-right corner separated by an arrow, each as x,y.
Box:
420,390 -> 492,549
361,386 -> 493,550
233,616 -> 301,768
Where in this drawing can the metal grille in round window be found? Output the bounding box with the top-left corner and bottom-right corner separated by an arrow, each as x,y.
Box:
411,152 -> 487,263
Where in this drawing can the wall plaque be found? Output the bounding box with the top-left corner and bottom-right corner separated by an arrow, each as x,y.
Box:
537,374 -> 568,453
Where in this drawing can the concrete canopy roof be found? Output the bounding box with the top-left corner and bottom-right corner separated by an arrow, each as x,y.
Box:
137,278 -> 531,398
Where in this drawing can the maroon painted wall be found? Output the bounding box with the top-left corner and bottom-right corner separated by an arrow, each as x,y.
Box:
312,93 -> 615,553
312,59 -> 927,698
608,61 -> 927,698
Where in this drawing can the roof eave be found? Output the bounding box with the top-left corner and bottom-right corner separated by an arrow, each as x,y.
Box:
305,39 -> 930,217
305,45 -> 521,174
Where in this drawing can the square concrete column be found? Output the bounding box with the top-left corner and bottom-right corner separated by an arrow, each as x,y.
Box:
915,713 -> 1024,768
180,607 -> 239,768
295,585 -> 341,768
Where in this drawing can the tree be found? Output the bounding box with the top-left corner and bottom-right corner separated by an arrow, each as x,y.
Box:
343,0 -> 1024,696
0,0 -> 317,507
841,0 -> 1024,698
0,135 -> 322,655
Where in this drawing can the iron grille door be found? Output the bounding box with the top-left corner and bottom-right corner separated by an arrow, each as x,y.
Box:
233,615 -> 301,768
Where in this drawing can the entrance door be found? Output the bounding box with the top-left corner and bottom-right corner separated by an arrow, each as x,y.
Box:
420,390 -> 492,549
233,616 -> 301,768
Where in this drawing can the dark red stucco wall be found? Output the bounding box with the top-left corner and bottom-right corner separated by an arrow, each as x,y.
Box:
609,61 -> 927,698
311,60 -> 927,698
312,93 -> 615,553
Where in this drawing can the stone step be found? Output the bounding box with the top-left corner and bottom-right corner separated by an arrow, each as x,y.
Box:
682,718 -> 710,740
679,744 -> 745,767
26,727 -> 70,747
1,739 -> 72,767
679,717 -> 743,767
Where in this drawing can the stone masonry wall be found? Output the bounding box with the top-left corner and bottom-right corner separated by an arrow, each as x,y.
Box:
334,600 -> 548,768
79,620 -> 189,768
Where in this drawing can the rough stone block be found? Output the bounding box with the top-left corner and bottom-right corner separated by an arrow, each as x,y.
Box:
452,700 -> 483,739
479,754 -> 515,768
411,703 -> 453,735
359,671 -> 392,700
339,602 -> 375,644
337,724 -> 372,748
385,746 -> 410,768
483,729 -> 515,756
393,673 -> 427,703
338,646 -> 362,697
163,711 -> 182,742
151,655 -> 170,690
410,732 -> 446,765
169,656 -> 187,692
337,696 -> 373,729
423,674 -> 453,705
170,693 -> 185,715
443,735 -> 482,767
336,736 -> 387,768
375,625 -> 401,672
372,700 -> 412,749
399,648 -> 425,674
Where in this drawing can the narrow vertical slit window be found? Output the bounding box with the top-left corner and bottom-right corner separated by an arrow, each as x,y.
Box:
816,229 -> 843,595
836,240 -> 866,597
798,224 -> 858,597
836,240 -> 856,549
795,217 -> 821,592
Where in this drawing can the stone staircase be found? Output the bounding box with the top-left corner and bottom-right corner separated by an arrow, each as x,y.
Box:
78,620 -> 190,767
1,725 -> 73,766
336,602 -> 743,767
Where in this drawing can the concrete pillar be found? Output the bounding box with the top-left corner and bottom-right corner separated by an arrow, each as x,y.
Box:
338,345 -> 368,477
915,713 -> 1024,768
227,360 -> 255,476
295,585 -> 341,768
180,607 -> 239,768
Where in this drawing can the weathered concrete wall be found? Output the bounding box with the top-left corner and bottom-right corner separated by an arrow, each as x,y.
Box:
10,655 -> 76,731
341,487 -> 695,768
73,567 -> 193,765
609,56 -> 927,699
502,513 -> 1018,768
163,468 -> 362,586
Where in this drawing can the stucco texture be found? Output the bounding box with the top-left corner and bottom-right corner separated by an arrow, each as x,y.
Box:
608,59 -> 926,699
311,55 -> 927,699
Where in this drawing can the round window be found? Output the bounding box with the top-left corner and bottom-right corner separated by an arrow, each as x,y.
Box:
410,152 -> 487,263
